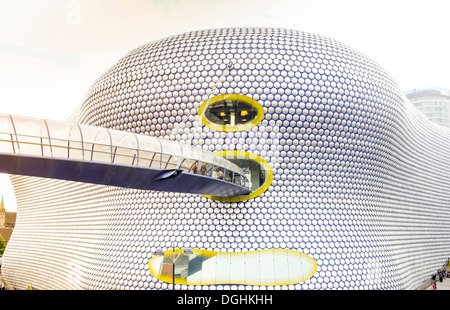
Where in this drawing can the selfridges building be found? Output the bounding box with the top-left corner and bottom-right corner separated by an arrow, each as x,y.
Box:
2,27 -> 450,290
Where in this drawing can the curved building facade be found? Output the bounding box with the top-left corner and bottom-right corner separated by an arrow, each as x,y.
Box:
2,27 -> 450,290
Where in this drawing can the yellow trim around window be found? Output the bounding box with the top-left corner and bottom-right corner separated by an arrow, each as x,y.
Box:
198,94 -> 264,132
204,150 -> 273,202
148,248 -> 317,286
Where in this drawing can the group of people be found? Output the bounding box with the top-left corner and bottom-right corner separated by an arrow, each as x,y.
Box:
190,162 -> 207,175
190,162 -> 225,180
212,168 -> 224,179
431,269 -> 448,290
190,162 -> 240,184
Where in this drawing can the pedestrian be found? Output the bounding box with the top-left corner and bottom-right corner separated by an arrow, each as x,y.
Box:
190,162 -> 198,174
199,164 -> 207,175
212,168 -> 223,179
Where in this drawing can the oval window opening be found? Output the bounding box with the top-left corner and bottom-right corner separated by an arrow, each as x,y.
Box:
198,94 -> 263,132
205,150 -> 273,202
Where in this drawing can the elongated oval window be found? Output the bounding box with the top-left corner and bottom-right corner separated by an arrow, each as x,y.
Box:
149,248 -> 317,286
198,94 -> 263,132
204,150 -> 272,202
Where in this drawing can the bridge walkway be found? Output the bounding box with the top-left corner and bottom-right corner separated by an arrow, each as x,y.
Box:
0,114 -> 250,198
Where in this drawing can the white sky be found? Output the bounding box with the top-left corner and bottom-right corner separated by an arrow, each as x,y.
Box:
1,0 -> 450,211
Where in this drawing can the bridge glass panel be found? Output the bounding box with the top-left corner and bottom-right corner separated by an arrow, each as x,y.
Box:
0,115 -> 18,154
183,159 -> 199,174
134,134 -> 163,168
10,115 -> 51,157
179,145 -> 200,172
109,130 -> 138,166
158,139 -> 182,169
45,120 -> 83,160
136,149 -> 158,168
78,125 -> 112,163
201,162 -> 213,177
163,154 -> 178,170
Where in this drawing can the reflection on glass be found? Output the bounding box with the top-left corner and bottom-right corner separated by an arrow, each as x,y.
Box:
160,254 -> 190,281
148,248 -> 317,286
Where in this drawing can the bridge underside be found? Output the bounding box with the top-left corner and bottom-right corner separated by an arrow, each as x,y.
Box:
0,153 -> 251,198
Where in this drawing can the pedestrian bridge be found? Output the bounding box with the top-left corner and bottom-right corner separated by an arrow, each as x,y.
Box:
0,114 -> 251,198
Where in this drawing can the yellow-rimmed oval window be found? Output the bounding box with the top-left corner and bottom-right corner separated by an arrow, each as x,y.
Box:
198,94 -> 263,132
204,150 -> 273,202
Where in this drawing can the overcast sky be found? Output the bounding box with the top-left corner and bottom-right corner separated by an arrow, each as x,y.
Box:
1,0 -> 450,211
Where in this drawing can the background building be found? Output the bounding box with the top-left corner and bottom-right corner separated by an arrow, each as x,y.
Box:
0,197 -> 16,244
405,88 -> 450,128
1,27 -> 450,290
